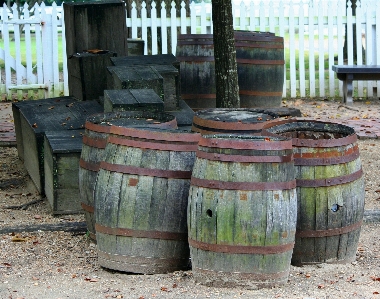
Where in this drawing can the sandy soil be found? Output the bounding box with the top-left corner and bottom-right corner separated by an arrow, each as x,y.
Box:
1,98 -> 380,299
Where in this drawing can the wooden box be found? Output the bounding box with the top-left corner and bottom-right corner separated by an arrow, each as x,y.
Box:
44,130 -> 84,215
12,97 -> 75,161
63,1 -> 128,57
103,89 -> 164,113
67,51 -> 116,101
107,65 -> 164,101
19,98 -> 102,194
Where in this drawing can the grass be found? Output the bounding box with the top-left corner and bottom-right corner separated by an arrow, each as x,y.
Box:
0,33 -> 64,71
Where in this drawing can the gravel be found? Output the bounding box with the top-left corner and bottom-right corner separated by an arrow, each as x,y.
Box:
1,98 -> 380,299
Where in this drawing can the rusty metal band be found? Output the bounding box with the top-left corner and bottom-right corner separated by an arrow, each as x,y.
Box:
198,135 -> 293,150
81,202 -> 94,213
85,121 -> 112,133
100,161 -> 192,179
236,59 -> 285,65
109,127 -> 200,143
295,220 -> 363,238
95,223 -> 187,241
196,150 -> 293,163
79,159 -> 100,172
188,238 -> 294,254
193,115 -> 270,131
293,144 -> 359,159
181,94 -> 216,99
176,56 -> 215,62
193,267 -> 289,281
107,135 -> 198,152
190,176 -> 296,191
239,90 -> 284,96
294,149 -> 360,166
296,168 -> 363,187
82,135 -> 107,149
293,133 -> 357,148
109,118 -> 178,135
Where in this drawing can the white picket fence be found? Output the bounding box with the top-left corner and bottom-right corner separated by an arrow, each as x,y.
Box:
0,0 -> 379,100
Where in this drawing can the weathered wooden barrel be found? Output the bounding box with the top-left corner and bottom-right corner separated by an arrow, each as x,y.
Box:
79,111 -> 177,240
262,119 -> 365,265
94,127 -> 201,273
176,31 -> 284,110
188,134 -> 297,288
191,108 -> 278,135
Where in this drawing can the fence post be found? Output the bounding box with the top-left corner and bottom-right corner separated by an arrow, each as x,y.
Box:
41,4 -> 54,98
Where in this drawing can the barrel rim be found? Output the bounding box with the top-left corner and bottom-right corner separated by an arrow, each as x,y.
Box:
262,119 -> 357,147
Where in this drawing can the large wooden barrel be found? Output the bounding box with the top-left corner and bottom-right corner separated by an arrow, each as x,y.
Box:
188,135 -> 297,288
79,111 -> 177,240
94,127 -> 200,273
191,108 -> 278,135
262,119 -> 365,265
176,31 -> 284,110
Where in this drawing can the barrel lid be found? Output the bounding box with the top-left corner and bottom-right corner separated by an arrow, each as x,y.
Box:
85,111 -> 177,133
192,108 -> 278,132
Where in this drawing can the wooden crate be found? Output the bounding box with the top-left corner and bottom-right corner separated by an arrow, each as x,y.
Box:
111,54 -> 180,110
107,65 -> 164,101
103,89 -> 164,113
12,97 -> 75,161
67,51 -> 116,101
44,130 -> 84,215
63,1 -> 128,57
20,98 -> 102,194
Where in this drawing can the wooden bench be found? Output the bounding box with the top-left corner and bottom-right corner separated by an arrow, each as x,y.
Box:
332,65 -> 380,105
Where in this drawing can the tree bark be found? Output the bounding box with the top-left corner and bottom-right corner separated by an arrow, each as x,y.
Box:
212,0 -> 240,108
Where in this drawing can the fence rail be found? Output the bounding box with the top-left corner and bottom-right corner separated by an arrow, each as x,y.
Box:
0,0 -> 379,100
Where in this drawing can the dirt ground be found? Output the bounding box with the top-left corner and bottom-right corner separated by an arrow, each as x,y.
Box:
1,98 -> 380,299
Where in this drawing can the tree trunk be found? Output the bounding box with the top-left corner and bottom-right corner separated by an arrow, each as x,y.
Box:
212,0 -> 239,108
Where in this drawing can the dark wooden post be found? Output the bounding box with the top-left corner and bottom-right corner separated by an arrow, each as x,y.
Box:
63,0 -> 128,57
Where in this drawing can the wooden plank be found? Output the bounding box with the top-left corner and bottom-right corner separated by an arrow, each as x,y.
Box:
63,1 -> 128,57
103,89 -> 164,113
44,130 -> 84,214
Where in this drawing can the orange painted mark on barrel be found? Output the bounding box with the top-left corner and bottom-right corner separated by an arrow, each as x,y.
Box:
129,178 -> 138,186
240,193 -> 248,201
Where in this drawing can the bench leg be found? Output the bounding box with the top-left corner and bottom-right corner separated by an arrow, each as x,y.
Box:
342,74 -> 354,106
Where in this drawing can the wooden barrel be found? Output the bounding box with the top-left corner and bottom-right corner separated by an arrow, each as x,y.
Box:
262,119 -> 365,265
94,127 -> 201,273
176,31 -> 284,110
79,111 -> 177,240
188,135 -> 297,288
191,108 -> 278,135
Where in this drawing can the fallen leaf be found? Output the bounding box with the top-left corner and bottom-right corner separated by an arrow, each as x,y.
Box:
2,263 -> 11,267
161,287 -> 168,292
305,273 -> 311,278
11,236 -> 28,242
373,291 -> 379,294
172,283 -> 177,288
371,276 -> 380,281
